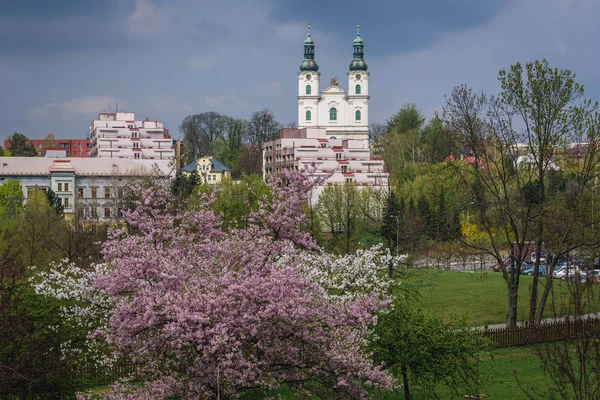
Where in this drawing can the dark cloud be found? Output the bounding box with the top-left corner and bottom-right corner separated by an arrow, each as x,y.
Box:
273,0 -> 513,54
0,0 -> 134,54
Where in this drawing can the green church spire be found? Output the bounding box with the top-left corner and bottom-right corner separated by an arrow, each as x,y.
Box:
349,19 -> 368,71
300,18 -> 319,72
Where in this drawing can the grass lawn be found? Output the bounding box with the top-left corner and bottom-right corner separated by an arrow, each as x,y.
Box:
377,345 -> 553,399
407,269 -> 597,326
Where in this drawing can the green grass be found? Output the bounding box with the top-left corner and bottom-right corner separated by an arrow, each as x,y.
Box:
409,270 -> 598,326
377,345 -> 552,399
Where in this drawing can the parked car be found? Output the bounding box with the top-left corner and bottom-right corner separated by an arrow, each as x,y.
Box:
523,263 -> 547,276
554,266 -> 581,280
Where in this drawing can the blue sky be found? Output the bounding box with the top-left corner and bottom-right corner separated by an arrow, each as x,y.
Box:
1,0 -> 600,140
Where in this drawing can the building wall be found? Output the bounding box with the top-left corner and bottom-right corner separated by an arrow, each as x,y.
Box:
4,139 -> 91,157
297,73 -> 370,140
90,112 -> 173,160
186,156 -> 232,184
0,158 -> 171,222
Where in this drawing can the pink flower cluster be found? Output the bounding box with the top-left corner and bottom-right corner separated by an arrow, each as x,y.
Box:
95,171 -> 392,399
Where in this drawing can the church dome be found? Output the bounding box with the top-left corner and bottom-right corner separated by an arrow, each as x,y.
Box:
349,59 -> 368,71
353,35 -> 364,45
300,59 -> 319,71
304,35 -> 314,45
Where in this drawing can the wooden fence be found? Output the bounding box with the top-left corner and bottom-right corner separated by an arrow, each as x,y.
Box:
75,363 -> 136,386
481,317 -> 600,346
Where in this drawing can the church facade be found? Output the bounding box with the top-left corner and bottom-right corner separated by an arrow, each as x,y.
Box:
263,21 -> 388,201
297,21 -> 370,140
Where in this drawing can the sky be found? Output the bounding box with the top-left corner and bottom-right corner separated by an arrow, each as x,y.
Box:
1,0 -> 600,140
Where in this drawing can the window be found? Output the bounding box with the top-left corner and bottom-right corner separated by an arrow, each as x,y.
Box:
104,208 -> 111,218
134,153 -> 141,159
105,187 -> 110,198
38,144 -> 42,148
305,85 -> 311,95
329,107 -> 337,121
64,198 -> 69,208
91,208 -> 97,218
306,110 -> 311,121
336,153 -> 343,160
78,188 -> 84,198
345,178 -> 354,184
341,165 -> 348,173
117,188 -> 123,198
355,84 -> 361,94
64,183 -> 69,192
133,142 -> 140,148
57,183 -> 62,192
77,209 -> 84,218
355,110 -> 361,121
91,187 -> 97,199
132,132 -> 138,138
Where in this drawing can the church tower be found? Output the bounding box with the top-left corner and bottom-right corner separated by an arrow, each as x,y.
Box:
298,19 -> 320,129
347,19 -> 369,131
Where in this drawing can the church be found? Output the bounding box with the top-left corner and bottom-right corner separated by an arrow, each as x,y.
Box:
297,21 -> 370,140
263,21 -> 388,200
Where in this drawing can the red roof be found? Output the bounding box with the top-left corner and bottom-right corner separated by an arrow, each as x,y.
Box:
317,138 -> 328,142
343,173 -> 355,177
333,148 -> 344,152
337,160 -> 349,164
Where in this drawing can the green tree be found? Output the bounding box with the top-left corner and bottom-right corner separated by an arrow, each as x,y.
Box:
0,179 -> 24,218
7,132 -> 37,157
371,296 -> 482,399
386,103 -> 425,134
170,169 -> 201,199
443,59 -> 600,327
420,116 -> 461,163
45,188 -> 64,216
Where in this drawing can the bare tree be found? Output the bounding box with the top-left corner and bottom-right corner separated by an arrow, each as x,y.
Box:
180,112 -> 230,162
246,109 -> 281,145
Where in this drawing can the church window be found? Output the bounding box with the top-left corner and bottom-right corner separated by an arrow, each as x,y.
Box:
329,107 -> 337,121
355,84 -> 361,94
306,110 -> 311,121
355,110 -> 361,121
306,85 -> 311,95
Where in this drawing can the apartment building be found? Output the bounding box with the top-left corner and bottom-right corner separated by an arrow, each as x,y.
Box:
89,112 -> 173,160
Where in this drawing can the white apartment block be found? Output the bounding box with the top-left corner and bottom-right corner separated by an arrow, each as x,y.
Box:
90,112 -> 174,160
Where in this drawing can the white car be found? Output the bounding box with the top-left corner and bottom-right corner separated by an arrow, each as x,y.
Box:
554,266 -> 580,280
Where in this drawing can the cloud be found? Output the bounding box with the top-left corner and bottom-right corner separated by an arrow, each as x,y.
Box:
145,97 -> 194,115
188,55 -> 221,69
27,95 -> 124,119
126,0 -> 172,38
273,22 -> 306,41
253,81 -> 282,96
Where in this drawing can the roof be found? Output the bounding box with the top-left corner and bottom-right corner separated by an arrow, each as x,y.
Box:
0,157 -> 172,177
182,157 -> 231,173
44,150 -> 68,158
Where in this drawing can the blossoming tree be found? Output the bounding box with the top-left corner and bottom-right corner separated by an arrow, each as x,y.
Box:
89,171 -> 392,399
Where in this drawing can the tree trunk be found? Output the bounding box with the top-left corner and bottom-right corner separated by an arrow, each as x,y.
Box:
506,277 -> 519,328
535,272 -> 554,324
402,366 -> 410,400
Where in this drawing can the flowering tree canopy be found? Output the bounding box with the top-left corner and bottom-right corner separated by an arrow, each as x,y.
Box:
90,171 -> 392,399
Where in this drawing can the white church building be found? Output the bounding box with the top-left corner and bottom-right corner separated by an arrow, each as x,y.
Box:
263,21 -> 388,199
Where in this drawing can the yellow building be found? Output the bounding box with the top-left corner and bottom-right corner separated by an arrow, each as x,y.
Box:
182,156 -> 231,184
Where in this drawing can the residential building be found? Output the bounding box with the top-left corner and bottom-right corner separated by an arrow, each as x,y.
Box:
3,138 -> 91,157
263,21 -> 388,200
182,156 -> 231,184
0,157 -> 172,222
89,112 -> 173,160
